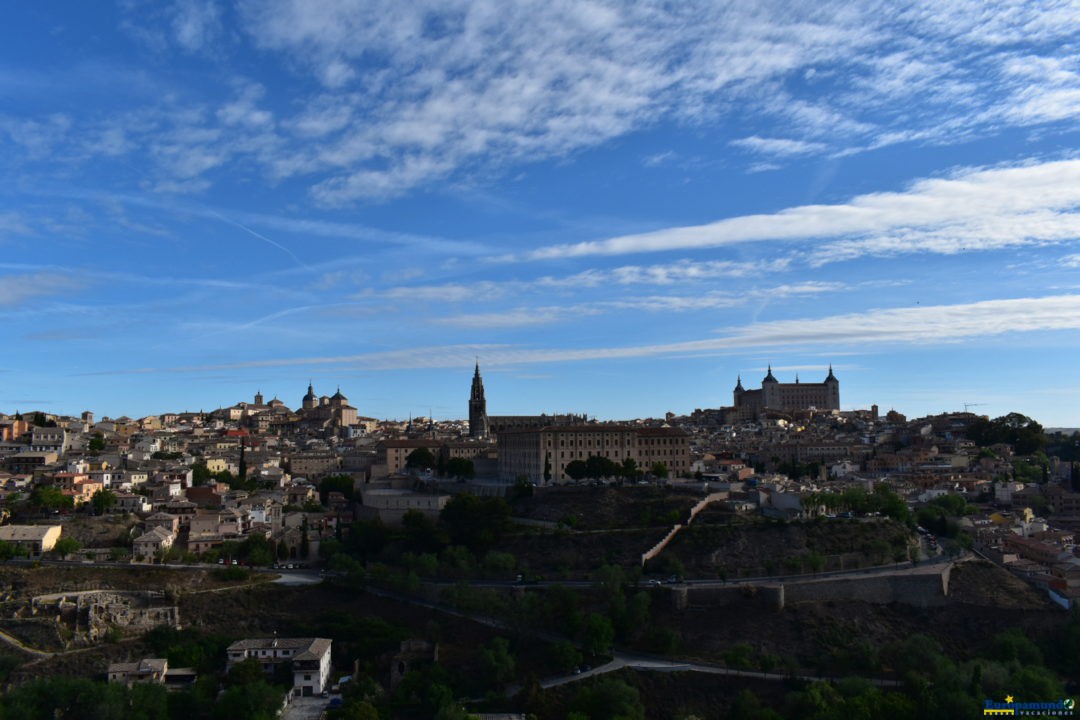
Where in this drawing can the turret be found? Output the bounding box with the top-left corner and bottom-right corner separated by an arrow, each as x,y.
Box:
763,364 -> 777,383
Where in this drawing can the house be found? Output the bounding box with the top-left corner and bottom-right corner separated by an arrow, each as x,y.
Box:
113,492 -> 152,514
226,637 -> 332,696
144,512 -> 180,535
0,525 -> 62,555
132,526 -> 176,561
107,658 -> 196,690
108,658 -> 168,685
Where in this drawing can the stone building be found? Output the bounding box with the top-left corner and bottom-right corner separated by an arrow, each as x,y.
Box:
468,362 -> 489,439
497,424 -> 691,484
733,365 -> 840,416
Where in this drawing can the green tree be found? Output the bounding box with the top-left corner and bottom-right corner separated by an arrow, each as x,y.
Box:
565,460 -> 588,481
53,536 -> 81,558
444,457 -> 475,479
479,636 -> 516,687
319,474 -> 356,503
225,656 -> 266,687
192,460 -> 211,486
406,447 -> 436,471
403,510 -> 446,553
571,678 -> 645,720
439,493 -> 510,552
214,679 -> 285,720
581,613 -> 614,656
548,639 -> 583,674
30,485 -> 73,511
650,462 -> 669,479
87,433 -> 106,454
90,488 -> 117,515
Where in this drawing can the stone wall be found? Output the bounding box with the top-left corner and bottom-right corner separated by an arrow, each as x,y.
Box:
27,590 -> 179,644
675,565 -> 950,611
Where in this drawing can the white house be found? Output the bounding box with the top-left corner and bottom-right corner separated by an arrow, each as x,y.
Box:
226,637 -> 332,696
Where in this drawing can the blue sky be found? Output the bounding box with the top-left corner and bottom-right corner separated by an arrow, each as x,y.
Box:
1,1 -> 1079,426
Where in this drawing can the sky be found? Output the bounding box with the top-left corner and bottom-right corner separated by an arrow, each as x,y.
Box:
1,1 -> 1079,426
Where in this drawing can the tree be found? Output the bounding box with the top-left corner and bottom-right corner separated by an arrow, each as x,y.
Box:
402,510 -> 446,553
571,678 -> 645,720
439,493 -> 510,552
319,474 -> 356,504
225,657 -> 266,687
544,453 -> 552,483
650,462 -> 669,479
548,640 -> 583,674
53,536 -> 81,559
300,516 -> 310,559
406,447 -> 436,471
192,460 -> 212,486
581,613 -> 614,656
30,485 -> 73,511
87,433 -> 106,455
444,457 -> 475,479
479,636 -> 516,687
621,456 -> 639,480
564,460 -> 588,481
91,489 -> 117,516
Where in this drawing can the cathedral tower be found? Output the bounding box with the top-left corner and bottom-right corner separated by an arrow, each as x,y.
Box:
468,362 -> 489,439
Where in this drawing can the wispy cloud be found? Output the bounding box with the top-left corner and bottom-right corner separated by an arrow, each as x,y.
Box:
7,3 -> 1076,200
517,159 -> 1080,261
82,294 -> 1080,374
730,135 -> 827,157
0,273 -> 82,307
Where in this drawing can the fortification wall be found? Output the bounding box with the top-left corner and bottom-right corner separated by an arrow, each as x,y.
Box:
641,492 -> 728,566
676,566 -> 950,611
783,571 -> 947,608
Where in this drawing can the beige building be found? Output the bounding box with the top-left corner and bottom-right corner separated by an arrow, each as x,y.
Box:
288,452 -> 342,478
360,489 -> 449,524
497,424 -> 691,484
0,524 -> 63,555
635,427 -> 692,477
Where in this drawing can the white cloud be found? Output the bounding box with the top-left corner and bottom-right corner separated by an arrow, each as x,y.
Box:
520,159 -> 1080,261
730,135 -> 827,156
171,0 -> 222,52
6,2 -> 1074,200
100,294 -> 1080,373
0,273 -> 81,307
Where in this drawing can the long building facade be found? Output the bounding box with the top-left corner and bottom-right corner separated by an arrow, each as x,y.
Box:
498,424 -> 690,484
733,365 -> 840,416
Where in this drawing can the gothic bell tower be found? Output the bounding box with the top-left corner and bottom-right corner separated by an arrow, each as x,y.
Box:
468,361 -> 489,439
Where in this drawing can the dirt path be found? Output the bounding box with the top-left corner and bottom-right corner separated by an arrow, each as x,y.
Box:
0,627 -> 52,659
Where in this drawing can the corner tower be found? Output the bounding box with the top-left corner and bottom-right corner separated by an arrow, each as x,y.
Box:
468,362 -> 489,439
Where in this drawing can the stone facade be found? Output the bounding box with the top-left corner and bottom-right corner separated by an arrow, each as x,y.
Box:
734,365 -> 840,416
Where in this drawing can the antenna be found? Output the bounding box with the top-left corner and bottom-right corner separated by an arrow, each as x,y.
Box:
963,403 -> 984,413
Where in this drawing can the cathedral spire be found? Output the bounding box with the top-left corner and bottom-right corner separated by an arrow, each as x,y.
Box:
469,361 -> 489,439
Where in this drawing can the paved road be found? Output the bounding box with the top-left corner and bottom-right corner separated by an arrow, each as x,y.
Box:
280,695 -> 330,720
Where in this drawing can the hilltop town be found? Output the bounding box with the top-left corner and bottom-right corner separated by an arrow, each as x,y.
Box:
0,365 -> 1077,718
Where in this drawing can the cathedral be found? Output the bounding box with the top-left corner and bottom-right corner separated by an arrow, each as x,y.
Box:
733,365 -> 840,415
468,362 -> 489,439
299,383 -> 358,428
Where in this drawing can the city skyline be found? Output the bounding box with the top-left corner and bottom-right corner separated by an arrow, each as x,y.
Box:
1,2 -> 1079,425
